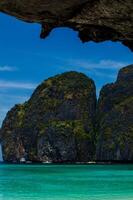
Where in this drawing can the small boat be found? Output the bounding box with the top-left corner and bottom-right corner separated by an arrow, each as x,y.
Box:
26,161 -> 32,164
20,157 -> 26,163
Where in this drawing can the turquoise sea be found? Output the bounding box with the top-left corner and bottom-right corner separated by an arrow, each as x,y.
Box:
0,164 -> 133,200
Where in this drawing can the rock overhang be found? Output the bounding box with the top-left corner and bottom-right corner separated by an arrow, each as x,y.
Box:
0,0 -> 133,51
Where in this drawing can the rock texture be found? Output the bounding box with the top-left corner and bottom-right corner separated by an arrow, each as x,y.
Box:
0,0 -> 133,51
97,65 -> 133,161
0,72 -> 96,163
1,66 -> 133,163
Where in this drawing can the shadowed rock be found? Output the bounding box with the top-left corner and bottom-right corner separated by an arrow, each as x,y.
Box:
0,71 -> 96,163
0,0 -> 133,51
1,66 -> 133,163
97,65 -> 133,161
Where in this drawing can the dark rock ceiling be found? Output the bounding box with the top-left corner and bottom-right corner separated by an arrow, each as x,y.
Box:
0,0 -> 133,51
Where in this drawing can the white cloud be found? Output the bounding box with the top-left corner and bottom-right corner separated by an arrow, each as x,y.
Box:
89,69 -> 116,79
0,93 -> 29,102
66,59 -> 129,70
0,80 -> 37,90
0,107 -> 9,113
0,65 -> 18,72
57,58 -> 130,80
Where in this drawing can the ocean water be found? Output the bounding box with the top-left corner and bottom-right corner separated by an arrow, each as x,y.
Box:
0,164 -> 133,200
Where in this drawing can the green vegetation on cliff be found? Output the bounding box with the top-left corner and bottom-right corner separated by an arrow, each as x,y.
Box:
0,71 -> 96,162
97,65 -> 133,161
1,65 -> 133,163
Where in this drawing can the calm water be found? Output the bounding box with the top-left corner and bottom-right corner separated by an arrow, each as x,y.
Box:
0,164 -> 133,200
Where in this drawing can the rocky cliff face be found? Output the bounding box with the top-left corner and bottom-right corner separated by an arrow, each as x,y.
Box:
1,66 -> 133,163
97,65 -> 133,161
0,0 -> 133,51
0,72 -> 96,163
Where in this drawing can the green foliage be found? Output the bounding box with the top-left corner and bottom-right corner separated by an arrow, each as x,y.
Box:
38,119 -> 91,141
1,71 -> 97,162
17,105 -> 25,128
73,121 -> 91,140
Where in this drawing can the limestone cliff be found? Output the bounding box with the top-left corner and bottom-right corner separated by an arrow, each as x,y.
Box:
97,65 -> 133,161
1,71 -> 96,163
1,66 -> 133,163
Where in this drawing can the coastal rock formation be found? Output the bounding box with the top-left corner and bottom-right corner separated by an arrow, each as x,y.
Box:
0,72 -> 96,163
0,0 -> 133,51
1,65 -> 133,163
97,65 -> 133,161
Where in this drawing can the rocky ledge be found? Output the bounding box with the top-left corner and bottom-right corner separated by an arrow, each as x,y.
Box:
0,0 -> 133,51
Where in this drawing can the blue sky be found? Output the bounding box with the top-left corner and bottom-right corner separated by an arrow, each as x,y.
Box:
0,13 -> 133,125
